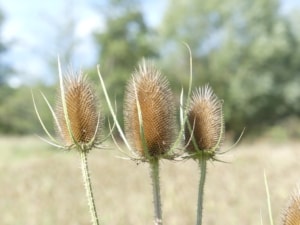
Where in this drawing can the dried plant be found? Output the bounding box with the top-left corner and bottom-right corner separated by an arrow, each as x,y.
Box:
98,60 -> 177,225
55,72 -> 102,150
31,46 -> 247,225
185,84 -> 224,159
125,61 -> 177,225
33,60 -> 103,225
124,61 -> 177,159
184,84 -> 224,225
281,185 -> 300,225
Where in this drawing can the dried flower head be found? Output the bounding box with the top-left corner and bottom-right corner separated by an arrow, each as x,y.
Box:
56,71 -> 102,151
124,60 -> 176,159
282,186 -> 300,225
185,84 -> 224,158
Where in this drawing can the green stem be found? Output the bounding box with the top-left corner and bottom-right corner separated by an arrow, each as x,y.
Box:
80,151 -> 100,225
150,158 -> 163,225
264,171 -> 274,225
196,157 -> 207,225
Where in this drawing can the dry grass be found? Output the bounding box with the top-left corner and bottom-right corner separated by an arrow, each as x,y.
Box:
0,136 -> 300,225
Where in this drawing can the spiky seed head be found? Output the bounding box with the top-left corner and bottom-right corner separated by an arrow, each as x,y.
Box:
56,71 -> 102,151
124,60 -> 176,159
185,84 -> 224,155
281,186 -> 300,225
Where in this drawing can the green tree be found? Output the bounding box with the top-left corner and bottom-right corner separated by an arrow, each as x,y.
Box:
159,0 -> 300,136
0,85 -> 56,134
92,0 -> 158,125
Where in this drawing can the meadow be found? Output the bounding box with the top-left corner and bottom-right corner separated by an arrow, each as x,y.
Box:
0,135 -> 299,225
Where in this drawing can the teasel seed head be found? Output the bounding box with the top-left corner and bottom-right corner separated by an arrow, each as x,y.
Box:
185,84 -> 224,159
56,71 -> 103,151
124,60 -> 177,159
281,186 -> 300,225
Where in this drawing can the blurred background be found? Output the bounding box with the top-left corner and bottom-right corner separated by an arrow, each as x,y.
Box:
0,0 -> 300,138
1,0 -> 300,224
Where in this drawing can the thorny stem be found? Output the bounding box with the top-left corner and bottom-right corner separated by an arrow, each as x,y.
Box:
150,158 -> 163,225
81,151 -> 100,225
196,156 -> 207,225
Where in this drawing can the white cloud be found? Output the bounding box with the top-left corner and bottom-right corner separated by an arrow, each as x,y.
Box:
75,12 -> 105,38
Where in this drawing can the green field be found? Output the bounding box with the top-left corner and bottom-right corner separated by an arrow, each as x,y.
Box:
0,136 -> 299,225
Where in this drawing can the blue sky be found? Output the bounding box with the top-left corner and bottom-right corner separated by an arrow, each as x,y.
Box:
0,0 -> 299,87
1,0 -> 98,86
1,0 -> 166,86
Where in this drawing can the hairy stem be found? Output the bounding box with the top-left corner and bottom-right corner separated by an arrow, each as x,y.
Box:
196,157 -> 207,225
80,151 -> 100,225
150,158 -> 163,225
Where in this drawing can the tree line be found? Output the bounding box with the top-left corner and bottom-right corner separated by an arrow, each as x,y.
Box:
0,0 -> 300,139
